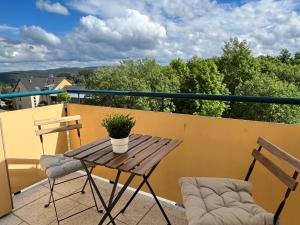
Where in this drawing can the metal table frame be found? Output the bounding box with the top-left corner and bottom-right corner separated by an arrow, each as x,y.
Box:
64,134 -> 181,225
81,162 -> 171,225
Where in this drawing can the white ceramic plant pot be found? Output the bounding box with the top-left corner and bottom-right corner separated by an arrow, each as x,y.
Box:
110,137 -> 129,154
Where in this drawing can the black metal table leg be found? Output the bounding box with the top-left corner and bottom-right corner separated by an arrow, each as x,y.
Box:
120,165 -> 158,214
80,160 -> 117,225
108,170 -> 121,206
144,176 -> 172,225
98,173 -> 136,225
106,164 -> 172,225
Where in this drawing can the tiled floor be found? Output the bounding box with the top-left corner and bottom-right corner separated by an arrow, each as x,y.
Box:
0,173 -> 188,225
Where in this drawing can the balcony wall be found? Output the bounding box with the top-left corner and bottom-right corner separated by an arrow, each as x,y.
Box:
0,104 -> 67,194
68,103 -> 300,225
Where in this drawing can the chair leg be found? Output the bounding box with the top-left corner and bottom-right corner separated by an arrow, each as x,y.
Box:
81,167 -> 94,194
44,178 -> 55,208
45,178 -> 60,224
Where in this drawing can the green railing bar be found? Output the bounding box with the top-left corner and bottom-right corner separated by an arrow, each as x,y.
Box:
0,90 -> 63,99
1,89 -> 300,105
67,89 -> 300,105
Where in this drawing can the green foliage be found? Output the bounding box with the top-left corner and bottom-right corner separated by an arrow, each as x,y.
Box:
217,37 -> 258,94
257,56 -> 300,88
231,74 -> 300,124
102,114 -> 136,139
0,82 -> 11,93
86,59 -> 180,111
83,37 -> 300,124
278,49 -> 291,64
293,51 -> 300,65
174,57 -> 229,116
57,91 -> 71,103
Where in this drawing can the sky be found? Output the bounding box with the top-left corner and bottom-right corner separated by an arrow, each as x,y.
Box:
0,0 -> 300,72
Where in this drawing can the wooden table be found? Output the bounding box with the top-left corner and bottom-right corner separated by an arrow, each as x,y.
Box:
64,134 -> 182,225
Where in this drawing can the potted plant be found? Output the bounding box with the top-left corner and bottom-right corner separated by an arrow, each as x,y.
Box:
102,114 -> 136,154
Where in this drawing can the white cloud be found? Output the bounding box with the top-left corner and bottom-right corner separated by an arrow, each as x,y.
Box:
67,0 -> 300,58
75,10 -> 166,50
20,26 -> 61,46
0,38 -> 50,63
0,24 -> 18,32
36,0 -> 69,16
2,0 -> 300,71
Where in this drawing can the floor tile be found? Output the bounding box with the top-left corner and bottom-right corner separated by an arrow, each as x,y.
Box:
0,213 -> 22,225
1,173 -> 187,225
67,177 -> 113,208
49,173 -> 88,196
14,192 -> 80,225
138,202 -> 188,225
110,189 -> 155,225
13,184 -> 49,210
49,204 -> 126,225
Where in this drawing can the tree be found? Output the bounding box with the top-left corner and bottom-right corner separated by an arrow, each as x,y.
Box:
231,74 -> 300,124
218,37 -> 258,94
278,49 -> 291,64
175,57 -> 229,116
57,91 -> 71,103
293,51 -> 300,65
169,58 -> 189,83
86,59 -> 180,111
257,56 -> 300,88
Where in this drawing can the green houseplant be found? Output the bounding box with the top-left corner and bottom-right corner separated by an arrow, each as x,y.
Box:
102,114 -> 136,153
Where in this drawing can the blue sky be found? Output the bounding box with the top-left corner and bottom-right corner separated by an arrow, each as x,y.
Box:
0,0 -> 300,72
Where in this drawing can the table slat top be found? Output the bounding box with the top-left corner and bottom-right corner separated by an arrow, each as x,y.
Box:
64,134 -> 181,176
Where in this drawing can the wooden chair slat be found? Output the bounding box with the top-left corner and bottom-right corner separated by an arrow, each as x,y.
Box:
252,149 -> 298,190
132,139 -> 182,175
258,137 -> 300,172
35,124 -> 82,136
119,138 -> 171,172
34,115 -> 81,126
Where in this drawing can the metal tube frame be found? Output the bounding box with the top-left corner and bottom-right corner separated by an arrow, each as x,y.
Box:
108,163 -> 171,225
44,166 -> 101,224
82,161 -> 172,225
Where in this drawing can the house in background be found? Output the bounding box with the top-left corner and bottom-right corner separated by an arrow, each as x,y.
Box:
12,77 -> 72,109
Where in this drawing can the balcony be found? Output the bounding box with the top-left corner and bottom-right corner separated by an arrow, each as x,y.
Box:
1,93 -> 300,225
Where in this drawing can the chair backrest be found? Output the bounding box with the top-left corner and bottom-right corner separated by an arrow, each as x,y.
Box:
245,137 -> 300,224
34,115 -> 82,154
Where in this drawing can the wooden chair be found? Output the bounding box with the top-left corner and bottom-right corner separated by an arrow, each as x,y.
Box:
179,137 -> 300,225
34,115 -> 100,224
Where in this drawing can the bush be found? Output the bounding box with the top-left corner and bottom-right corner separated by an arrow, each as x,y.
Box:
57,91 -> 71,103
102,114 -> 136,139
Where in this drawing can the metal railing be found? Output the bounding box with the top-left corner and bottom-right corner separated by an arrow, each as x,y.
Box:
0,90 -> 63,99
1,89 -> 300,111
67,89 -> 300,105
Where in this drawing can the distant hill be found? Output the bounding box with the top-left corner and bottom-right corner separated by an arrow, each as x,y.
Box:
0,67 -> 98,83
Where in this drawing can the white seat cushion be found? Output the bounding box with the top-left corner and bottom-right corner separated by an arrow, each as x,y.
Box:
40,154 -> 85,179
179,177 -> 276,225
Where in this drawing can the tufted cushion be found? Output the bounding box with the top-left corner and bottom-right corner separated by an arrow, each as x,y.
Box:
179,177 -> 276,225
40,154 -> 86,179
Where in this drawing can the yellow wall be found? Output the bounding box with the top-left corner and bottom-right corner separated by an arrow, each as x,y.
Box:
0,119 -> 12,217
0,104 -> 67,193
68,103 -> 300,225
